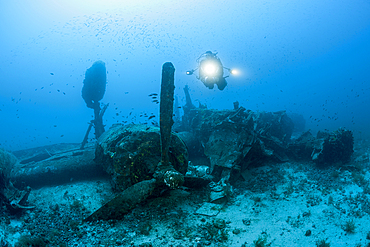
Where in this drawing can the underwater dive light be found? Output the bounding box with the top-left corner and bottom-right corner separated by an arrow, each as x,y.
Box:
203,62 -> 217,76
186,70 -> 194,75
201,61 -> 219,77
230,69 -> 238,75
224,67 -> 238,76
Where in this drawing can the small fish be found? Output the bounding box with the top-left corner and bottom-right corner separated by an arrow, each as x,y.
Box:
57,89 -> 60,92
53,125 -> 57,127
148,93 -> 158,97
50,73 -> 54,75
41,87 -> 44,89
148,115 -> 155,120
60,135 -> 64,137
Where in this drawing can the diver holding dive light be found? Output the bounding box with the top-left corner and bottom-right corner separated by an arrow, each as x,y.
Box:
186,51 -> 237,90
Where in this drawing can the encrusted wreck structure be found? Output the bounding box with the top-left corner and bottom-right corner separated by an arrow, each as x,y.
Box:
1,66 -> 355,220
176,106 -> 295,183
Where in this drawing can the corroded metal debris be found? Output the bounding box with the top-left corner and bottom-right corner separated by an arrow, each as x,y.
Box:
11,143 -> 100,188
178,107 -> 294,182
288,127 -> 354,165
155,62 -> 185,189
95,124 -> 188,192
1,149 -> 35,213
159,62 -> 175,167
86,63 -> 187,220
85,179 -> 157,221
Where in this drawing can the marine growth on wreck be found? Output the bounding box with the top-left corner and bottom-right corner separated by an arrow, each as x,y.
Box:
1,1 -> 369,246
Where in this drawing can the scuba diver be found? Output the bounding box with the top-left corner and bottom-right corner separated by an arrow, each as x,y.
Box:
187,51 -> 236,90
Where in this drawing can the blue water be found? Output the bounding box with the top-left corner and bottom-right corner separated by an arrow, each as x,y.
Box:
1,0 -> 369,151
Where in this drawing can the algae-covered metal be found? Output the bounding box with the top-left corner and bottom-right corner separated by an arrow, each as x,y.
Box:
289,127 -> 354,165
95,124 -> 188,192
160,62 -> 175,167
86,62 -> 188,220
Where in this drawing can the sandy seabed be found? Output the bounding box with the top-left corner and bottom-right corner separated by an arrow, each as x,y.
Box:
1,142 -> 370,247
